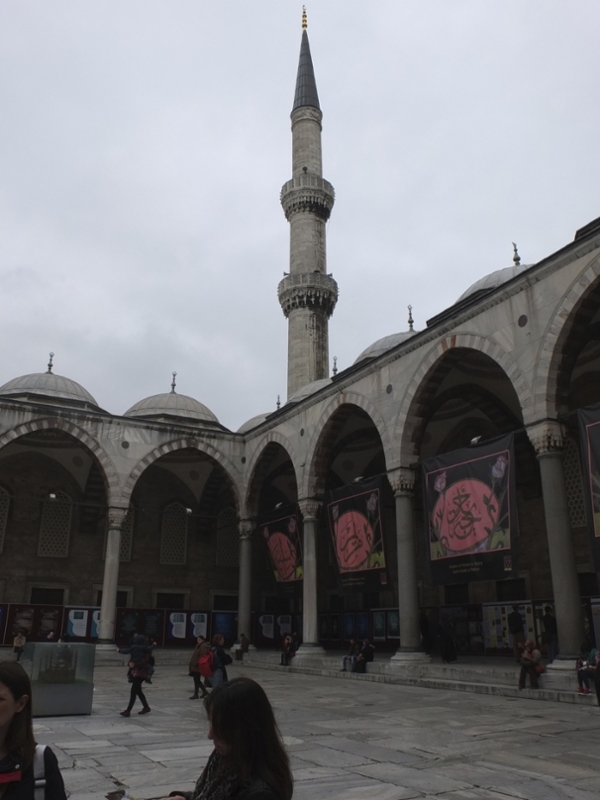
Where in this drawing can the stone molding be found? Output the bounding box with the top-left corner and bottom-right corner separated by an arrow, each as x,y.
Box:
527,419 -> 565,455
291,105 -> 323,129
298,498 -> 321,520
280,178 -> 335,221
107,507 -> 128,529
278,272 -> 338,318
239,519 -> 255,540
388,467 -> 416,495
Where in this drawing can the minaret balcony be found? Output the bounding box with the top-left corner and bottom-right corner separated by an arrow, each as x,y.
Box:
278,272 -> 339,318
280,177 -> 335,221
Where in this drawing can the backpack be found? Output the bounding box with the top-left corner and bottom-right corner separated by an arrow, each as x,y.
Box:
198,648 -> 216,677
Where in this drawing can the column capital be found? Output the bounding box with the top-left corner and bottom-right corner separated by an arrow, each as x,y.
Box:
388,467 -> 416,495
239,519 -> 255,540
107,507 -> 128,528
298,498 -> 321,520
527,419 -> 565,456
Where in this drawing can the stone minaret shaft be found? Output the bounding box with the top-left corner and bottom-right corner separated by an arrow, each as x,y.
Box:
278,27 -> 338,399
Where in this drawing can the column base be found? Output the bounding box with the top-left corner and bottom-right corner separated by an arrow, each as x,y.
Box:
541,656 -> 579,692
294,643 -> 326,663
389,649 -> 431,667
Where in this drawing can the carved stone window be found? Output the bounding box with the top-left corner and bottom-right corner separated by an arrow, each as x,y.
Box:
38,491 -> 72,558
216,507 -> 239,568
160,502 -> 188,565
563,437 -> 587,528
0,487 -> 9,554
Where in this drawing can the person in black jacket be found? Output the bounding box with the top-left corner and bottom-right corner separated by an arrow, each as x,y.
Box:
159,677 -> 293,800
208,634 -> 233,688
118,634 -> 155,716
0,662 -> 67,799
353,640 -> 375,673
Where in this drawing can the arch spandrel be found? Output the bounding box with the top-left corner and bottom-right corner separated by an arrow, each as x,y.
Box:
391,333 -> 533,468
534,252 -> 600,420
243,431 -> 300,519
121,437 -> 242,513
0,417 -> 120,505
300,391 -> 393,499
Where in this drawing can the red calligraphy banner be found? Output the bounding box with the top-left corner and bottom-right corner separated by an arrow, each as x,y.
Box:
260,510 -> 303,583
422,434 -> 518,585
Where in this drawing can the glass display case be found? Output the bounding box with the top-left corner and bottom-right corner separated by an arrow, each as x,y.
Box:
21,642 -> 95,716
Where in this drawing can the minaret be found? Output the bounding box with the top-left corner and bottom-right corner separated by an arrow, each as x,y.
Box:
278,9 -> 338,399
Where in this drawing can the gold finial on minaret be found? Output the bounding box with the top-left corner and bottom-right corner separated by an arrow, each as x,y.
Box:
302,6 -> 307,30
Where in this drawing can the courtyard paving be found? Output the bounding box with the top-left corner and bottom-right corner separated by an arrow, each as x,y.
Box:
37,661 -> 600,799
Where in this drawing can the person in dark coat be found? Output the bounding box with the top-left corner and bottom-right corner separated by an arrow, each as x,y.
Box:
118,633 -> 154,716
353,640 -> 375,673
189,636 -> 209,700
208,634 -> 233,688
158,677 -> 293,800
0,661 -> 67,799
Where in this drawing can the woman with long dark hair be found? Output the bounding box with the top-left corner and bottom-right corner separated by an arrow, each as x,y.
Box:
0,661 -> 67,798
160,677 -> 293,800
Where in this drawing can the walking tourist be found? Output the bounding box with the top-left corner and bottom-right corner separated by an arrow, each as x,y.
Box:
158,677 -> 293,800
118,634 -> 154,716
189,635 -> 209,700
209,634 -> 232,688
12,632 -> 25,662
0,661 -> 67,798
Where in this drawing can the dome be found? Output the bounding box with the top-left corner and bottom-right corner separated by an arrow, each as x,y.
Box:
457,262 -> 530,303
125,390 -> 219,425
354,330 -> 418,365
237,413 -> 270,434
0,371 -> 99,408
286,378 -> 332,404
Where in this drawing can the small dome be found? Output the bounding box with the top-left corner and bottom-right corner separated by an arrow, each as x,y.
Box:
457,262 -> 530,303
354,330 -> 418,365
286,378 -> 332,404
125,391 -> 219,424
237,413 -> 270,434
0,371 -> 99,408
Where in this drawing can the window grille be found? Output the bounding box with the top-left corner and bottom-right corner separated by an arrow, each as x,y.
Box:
216,507 -> 239,568
563,437 -> 587,528
0,487 -> 9,554
160,502 -> 188,565
38,491 -> 72,557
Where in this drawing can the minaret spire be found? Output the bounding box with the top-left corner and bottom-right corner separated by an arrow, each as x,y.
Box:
278,21 -> 338,398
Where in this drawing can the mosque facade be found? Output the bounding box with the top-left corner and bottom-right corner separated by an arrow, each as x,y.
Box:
0,21 -> 599,660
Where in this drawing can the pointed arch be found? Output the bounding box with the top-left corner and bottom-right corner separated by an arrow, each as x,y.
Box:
244,432 -> 299,519
534,252 -> 600,418
0,417 -> 120,504
392,333 -> 532,468
121,437 -> 241,512
301,390 -> 392,499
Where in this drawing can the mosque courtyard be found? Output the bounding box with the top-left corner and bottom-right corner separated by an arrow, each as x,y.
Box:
37,661 -> 600,800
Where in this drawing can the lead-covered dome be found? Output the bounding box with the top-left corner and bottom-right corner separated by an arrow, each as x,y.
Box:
286,378 -> 332,404
354,330 -> 418,365
0,358 -> 99,410
237,413 -> 270,434
457,247 -> 532,304
125,388 -> 219,425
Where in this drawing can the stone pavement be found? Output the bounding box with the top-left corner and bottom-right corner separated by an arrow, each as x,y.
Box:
37,661 -> 600,800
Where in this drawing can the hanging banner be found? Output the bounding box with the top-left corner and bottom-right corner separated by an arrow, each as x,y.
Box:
325,476 -> 388,593
578,404 -> 600,569
422,434 -> 518,585
259,507 -> 303,583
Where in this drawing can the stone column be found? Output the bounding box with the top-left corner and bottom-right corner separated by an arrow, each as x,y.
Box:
297,499 -> 325,656
528,421 -> 584,659
98,507 -> 127,644
237,519 -> 254,643
389,468 -> 429,665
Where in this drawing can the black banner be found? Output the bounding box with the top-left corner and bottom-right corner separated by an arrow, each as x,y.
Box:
422,434 -> 518,585
578,405 -> 600,569
325,476 -> 388,593
259,507 -> 303,584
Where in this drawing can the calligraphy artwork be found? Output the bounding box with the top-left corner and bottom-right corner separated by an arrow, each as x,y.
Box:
325,477 -> 388,593
260,510 -> 303,583
423,434 -> 518,585
578,405 -> 600,569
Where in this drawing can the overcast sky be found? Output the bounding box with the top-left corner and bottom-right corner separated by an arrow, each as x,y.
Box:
1,2 -> 599,431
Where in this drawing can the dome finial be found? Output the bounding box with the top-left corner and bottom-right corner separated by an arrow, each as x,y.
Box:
276,394 -> 281,410
171,371 -> 177,393
512,242 -> 521,266
302,5 -> 307,29
47,352 -> 54,374
333,355 -> 338,376
408,305 -> 414,332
